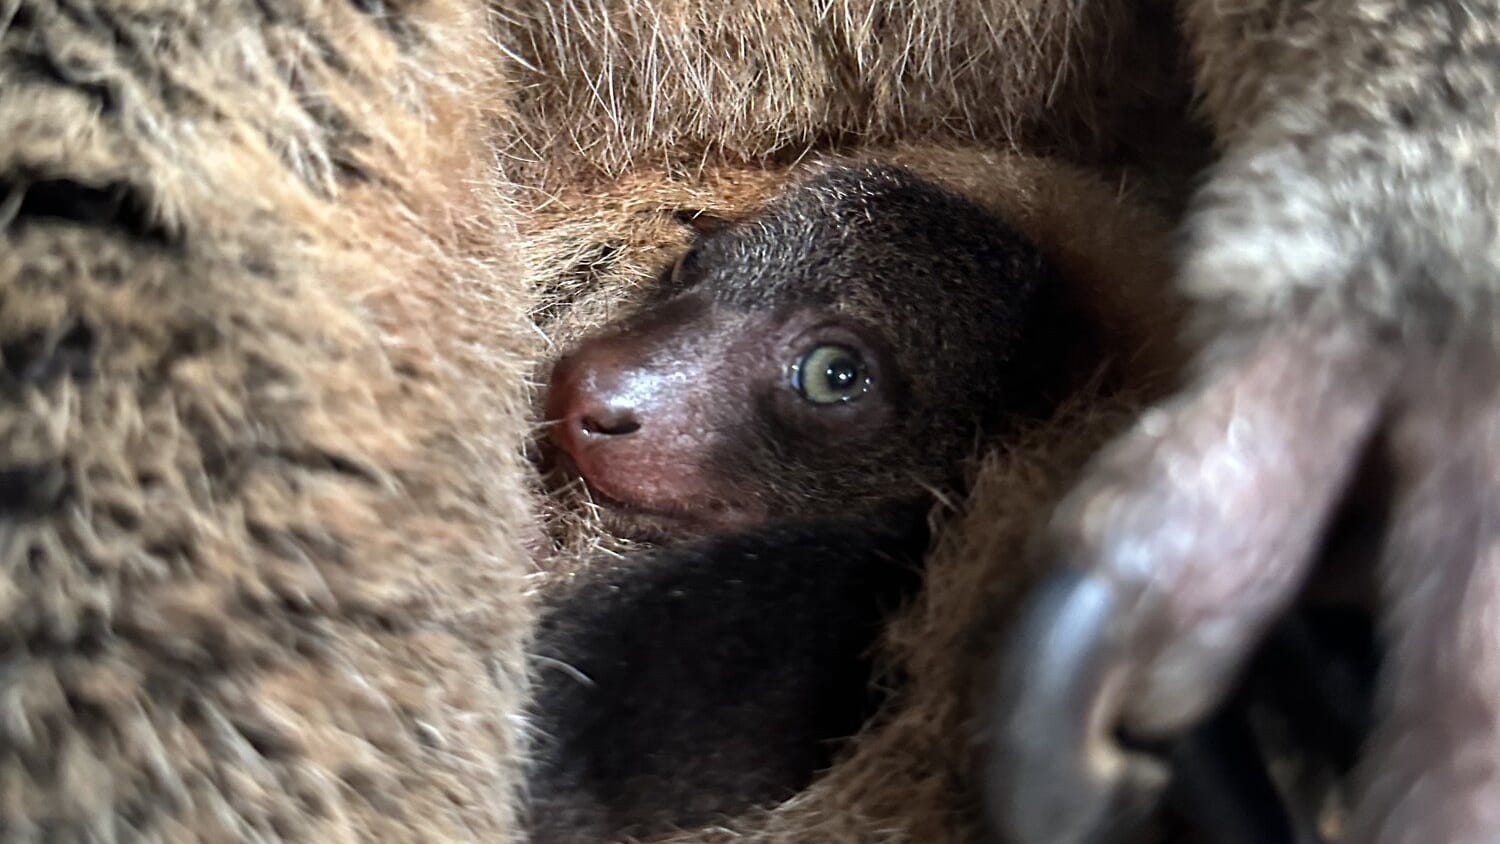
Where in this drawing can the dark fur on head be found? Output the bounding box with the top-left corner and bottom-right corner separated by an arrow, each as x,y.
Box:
528,164 -> 1078,840
679,164 -> 1068,507
545,164 -> 1069,537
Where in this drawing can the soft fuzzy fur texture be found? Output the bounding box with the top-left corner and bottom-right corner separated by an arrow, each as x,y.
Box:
502,2 -> 1199,841
522,152 -> 1183,843
2,1 -> 533,839
640,390 -> 1158,844
490,0 -> 1200,187
526,147 -> 1183,571
11,1 -> 1198,842
18,0 -> 1496,841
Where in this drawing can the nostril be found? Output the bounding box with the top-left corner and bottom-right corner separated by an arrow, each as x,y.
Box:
579,407 -> 641,437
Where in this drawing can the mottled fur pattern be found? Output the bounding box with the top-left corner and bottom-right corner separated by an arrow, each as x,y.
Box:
10,0 -> 1221,843
2,1 -> 533,840
1180,0 -> 1500,330
19,0 -> 1499,841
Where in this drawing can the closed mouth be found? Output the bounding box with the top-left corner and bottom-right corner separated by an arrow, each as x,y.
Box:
542,445 -> 739,529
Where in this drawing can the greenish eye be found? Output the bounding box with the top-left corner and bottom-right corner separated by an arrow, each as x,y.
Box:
790,344 -> 871,404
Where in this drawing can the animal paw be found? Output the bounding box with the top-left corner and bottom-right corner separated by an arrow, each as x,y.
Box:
980,309 -> 1500,844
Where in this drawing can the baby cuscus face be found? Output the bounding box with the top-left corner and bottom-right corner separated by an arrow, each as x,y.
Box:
545,164 -> 1062,534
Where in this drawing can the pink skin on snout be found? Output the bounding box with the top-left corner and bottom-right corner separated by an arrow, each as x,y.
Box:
545,309 -> 769,529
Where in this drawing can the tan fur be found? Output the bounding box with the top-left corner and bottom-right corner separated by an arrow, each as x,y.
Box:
10,0 -> 1214,842
2,1 -> 532,839
20,0 -> 1496,840
1178,0 -> 1500,329
491,0 -> 1200,188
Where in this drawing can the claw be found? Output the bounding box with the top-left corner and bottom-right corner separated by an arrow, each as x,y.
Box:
983,568 -> 1169,844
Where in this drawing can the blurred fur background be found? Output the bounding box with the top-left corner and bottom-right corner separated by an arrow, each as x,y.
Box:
0,1 -> 1210,841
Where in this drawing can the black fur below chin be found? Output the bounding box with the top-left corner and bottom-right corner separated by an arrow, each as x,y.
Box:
524,503 -> 931,844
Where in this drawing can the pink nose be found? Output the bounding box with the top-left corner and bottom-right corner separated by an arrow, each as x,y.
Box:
544,336 -> 714,514
540,297 -> 772,529
546,344 -> 644,460
545,327 -> 744,525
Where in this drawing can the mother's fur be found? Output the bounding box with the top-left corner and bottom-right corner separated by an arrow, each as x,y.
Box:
8,1 -> 1204,842
1,2 -> 532,839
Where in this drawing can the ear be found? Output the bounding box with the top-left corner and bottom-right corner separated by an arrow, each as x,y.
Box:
672,208 -> 736,236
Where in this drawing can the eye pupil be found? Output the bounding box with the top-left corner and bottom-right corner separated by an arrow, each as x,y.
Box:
791,343 -> 871,404
826,359 -> 858,388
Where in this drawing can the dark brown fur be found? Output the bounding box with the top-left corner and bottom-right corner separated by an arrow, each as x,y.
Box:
540,163 -> 1085,539
525,163 -> 1111,841
525,149 -> 1181,577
